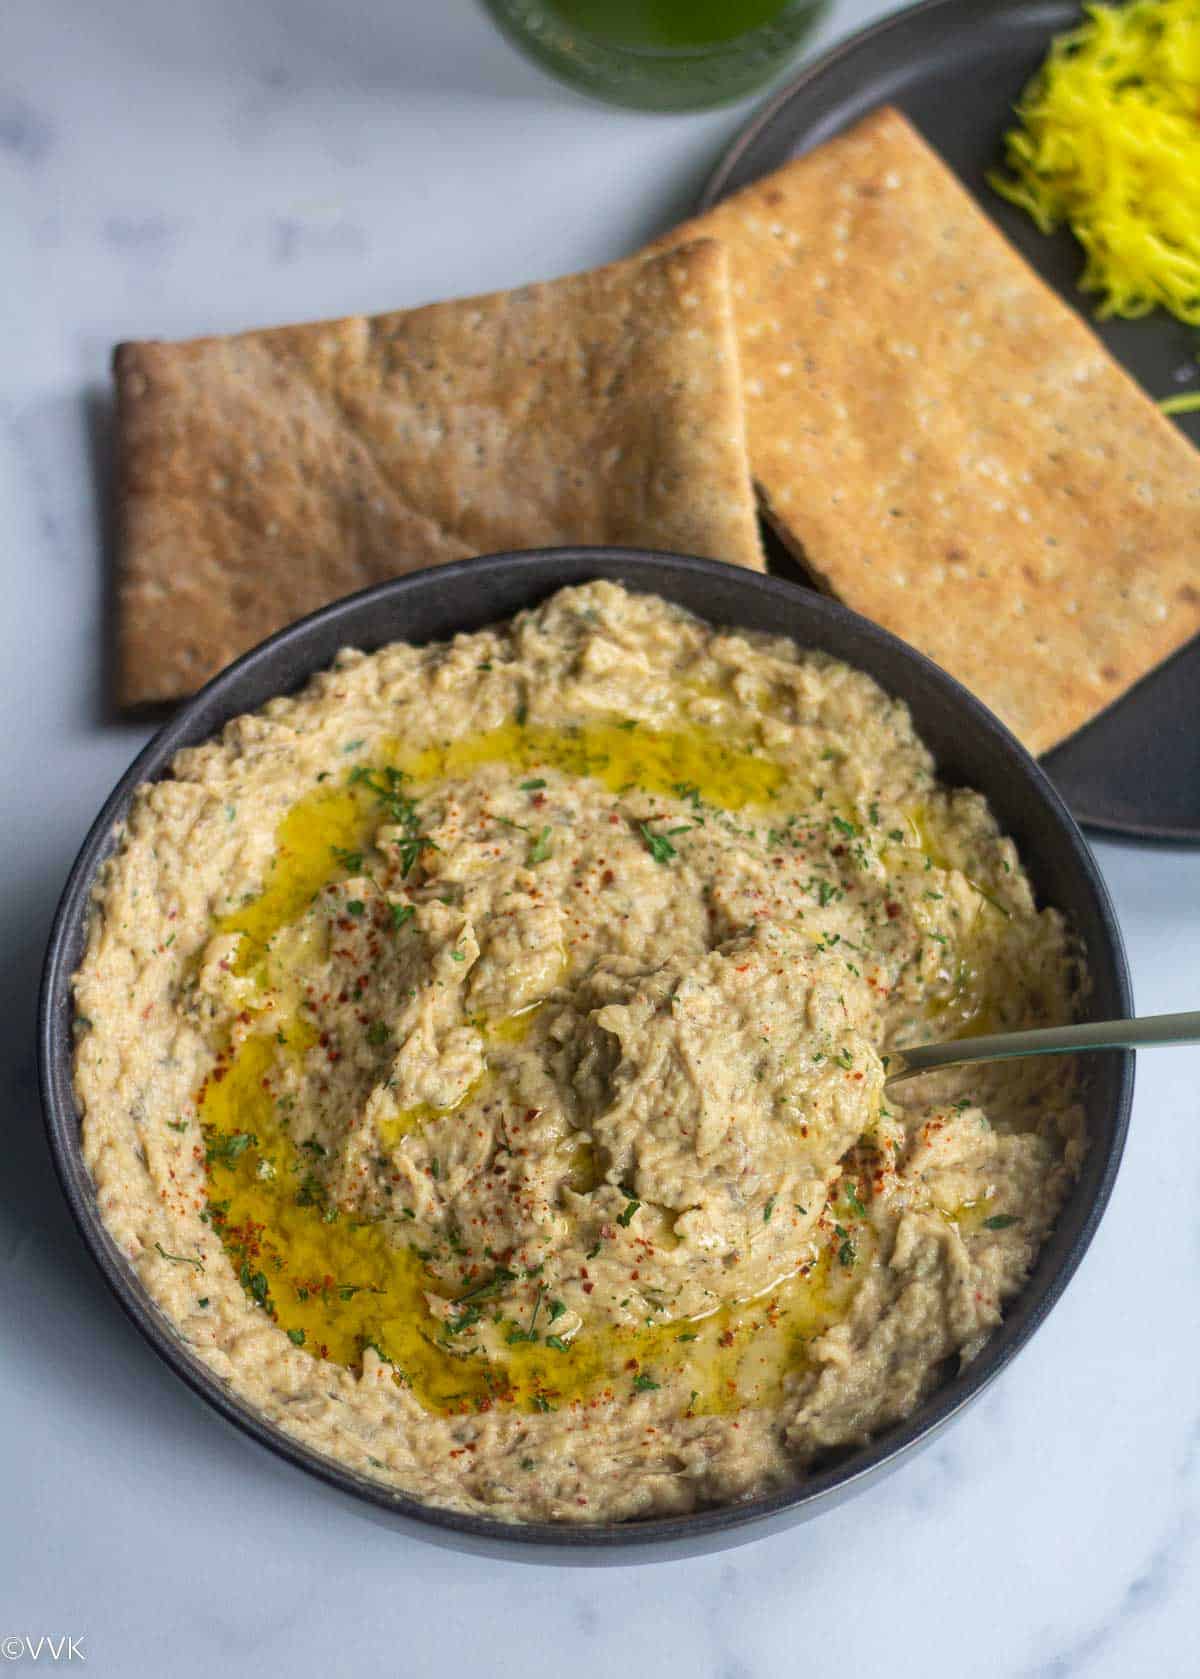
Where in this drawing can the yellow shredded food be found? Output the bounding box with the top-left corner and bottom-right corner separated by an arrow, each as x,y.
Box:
989,0 -> 1200,324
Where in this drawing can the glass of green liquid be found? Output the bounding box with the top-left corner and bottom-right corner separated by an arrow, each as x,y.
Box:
482,0 -> 832,112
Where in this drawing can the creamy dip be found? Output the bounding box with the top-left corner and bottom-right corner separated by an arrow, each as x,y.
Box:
73,583 -> 1085,1523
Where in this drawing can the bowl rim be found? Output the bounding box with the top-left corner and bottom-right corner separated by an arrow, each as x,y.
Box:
39,546 -> 1133,1555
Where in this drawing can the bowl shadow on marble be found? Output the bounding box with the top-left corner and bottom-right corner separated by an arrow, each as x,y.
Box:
39,547 -> 1134,1563
81,384 -> 132,731
82,382 -> 196,731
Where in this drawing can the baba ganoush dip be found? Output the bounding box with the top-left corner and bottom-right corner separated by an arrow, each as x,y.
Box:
74,583 -> 1086,1524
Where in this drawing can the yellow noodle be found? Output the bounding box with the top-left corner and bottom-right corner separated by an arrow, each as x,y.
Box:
989,0 -> 1200,324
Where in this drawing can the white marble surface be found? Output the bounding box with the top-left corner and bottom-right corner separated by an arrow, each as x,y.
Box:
3,2 -> 1198,1673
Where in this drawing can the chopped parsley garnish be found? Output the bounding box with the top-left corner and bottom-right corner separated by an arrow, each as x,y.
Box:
287,1328 -> 306,1346
842,1180 -> 867,1217
527,826 -> 553,865
453,1266 -> 517,1307
445,1305 -> 482,1337
548,1298 -> 567,1322
763,1197 -> 776,1223
831,815 -> 858,839
367,1021 -> 390,1045
676,1331 -> 698,1342
632,1372 -> 660,1392
345,899 -> 366,917
391,903 -> 415,931
506,1286 -> 545,1344
154,1242 -> 203,1270
331,846 -> 364,871
296,1174 -> 324,1213
166,1118 -> 188,1133
617,1198 -> 641,1228
197,1297 -> 209,1308
520,778 -> 547,791
968,879 -> 1013,919
240,1264 -> 271,1309
983,1213 -> 1019,1230
205,1129 -> 257,1167
349,765 -> 436,877
545,1335 -> 569,1353
833,1226 -> 856,1268
639,822 -> 679,864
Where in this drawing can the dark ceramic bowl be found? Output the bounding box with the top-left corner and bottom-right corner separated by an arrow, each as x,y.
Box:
39,548 -> 1133,1563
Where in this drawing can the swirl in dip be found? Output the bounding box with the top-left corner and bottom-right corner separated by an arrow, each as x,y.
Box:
74,583 -> 1084,1522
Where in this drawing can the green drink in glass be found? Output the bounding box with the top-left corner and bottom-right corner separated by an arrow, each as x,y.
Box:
483,0 -> 831,112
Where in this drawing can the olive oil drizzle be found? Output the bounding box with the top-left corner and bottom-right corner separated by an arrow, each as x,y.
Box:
196,717 -> 933,1416
201,1034 -> 865,1419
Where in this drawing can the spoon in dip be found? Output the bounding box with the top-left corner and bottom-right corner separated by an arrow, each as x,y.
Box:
884,1009 -> 1200,1086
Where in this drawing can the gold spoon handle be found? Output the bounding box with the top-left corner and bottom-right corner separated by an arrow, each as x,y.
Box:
884,1009 -> 1200,1086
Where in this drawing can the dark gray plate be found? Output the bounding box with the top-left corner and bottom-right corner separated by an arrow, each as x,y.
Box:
699,0 -> 1200,843
40,548 -> 1132,1561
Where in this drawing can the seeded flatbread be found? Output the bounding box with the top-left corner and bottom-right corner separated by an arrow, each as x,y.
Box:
113,240 -> 762,706
659,106 -> 1200,756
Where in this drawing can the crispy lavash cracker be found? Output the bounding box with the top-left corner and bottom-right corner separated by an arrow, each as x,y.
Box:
659,106 -> 1200,756
113,240 -> 762,706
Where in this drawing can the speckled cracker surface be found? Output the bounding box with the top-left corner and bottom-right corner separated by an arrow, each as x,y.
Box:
113,240 -> 762,706
662,107 -> 1200,756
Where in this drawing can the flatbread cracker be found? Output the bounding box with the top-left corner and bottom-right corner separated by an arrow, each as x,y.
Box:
113,240 -> 762,705
660,107 -> 1200,755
